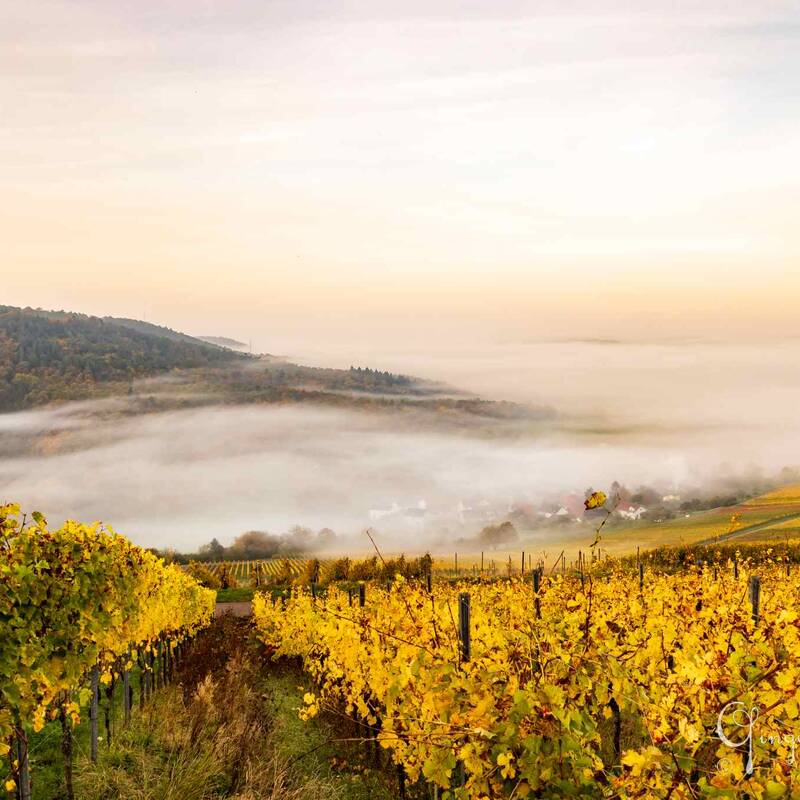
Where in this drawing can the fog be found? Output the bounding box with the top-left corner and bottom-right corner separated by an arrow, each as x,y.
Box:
1,340 -> 799,552
289,339 -> 800,430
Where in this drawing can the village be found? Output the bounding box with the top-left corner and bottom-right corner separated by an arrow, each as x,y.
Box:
366,484 -> 689,537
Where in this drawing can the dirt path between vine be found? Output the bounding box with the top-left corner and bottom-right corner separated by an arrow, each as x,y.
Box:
214,601 -> 252,617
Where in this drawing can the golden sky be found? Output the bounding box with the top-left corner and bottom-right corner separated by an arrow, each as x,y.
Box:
2,1 -> 799,351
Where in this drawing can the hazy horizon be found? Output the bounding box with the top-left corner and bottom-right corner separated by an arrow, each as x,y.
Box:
3,0 -> 800,351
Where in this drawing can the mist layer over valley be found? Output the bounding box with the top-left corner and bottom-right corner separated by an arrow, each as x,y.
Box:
2,338 -> 798,554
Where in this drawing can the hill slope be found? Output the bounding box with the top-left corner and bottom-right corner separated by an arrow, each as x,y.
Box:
601,484 -> 800,552
0,305 -> 555,435
197,335 -> 248,351
0,305 -> 243,411
103,316 -> 229,348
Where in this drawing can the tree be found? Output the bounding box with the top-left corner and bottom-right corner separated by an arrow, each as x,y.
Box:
228,531 -> 281,560
478,521 -> 519,550
631,486 -> 660,506
610,481 -> 631,503
207,538 -> 225,559
283,526 -> 314,552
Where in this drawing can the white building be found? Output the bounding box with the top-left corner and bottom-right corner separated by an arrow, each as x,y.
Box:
617,503 -> 647,521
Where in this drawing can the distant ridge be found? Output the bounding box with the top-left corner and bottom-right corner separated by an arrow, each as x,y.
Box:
197,335 -> 249,351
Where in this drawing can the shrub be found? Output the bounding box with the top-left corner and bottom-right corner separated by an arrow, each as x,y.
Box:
216,563 -> 239,589
187,561 -> 221,590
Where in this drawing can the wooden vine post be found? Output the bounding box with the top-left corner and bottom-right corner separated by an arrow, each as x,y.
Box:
58,698 -> 74,800
149,649 -> 156,695
14,723 -> 31,800
103,675 -> 113,748
455,592 -> 471,791
122,654 -> 131,727
532,568 -> 541,619
458,593 -> 471,663
359,583 -> 366,608
750,575 -> 761,627
89,664 -> 99,763
137,651 -> 146,709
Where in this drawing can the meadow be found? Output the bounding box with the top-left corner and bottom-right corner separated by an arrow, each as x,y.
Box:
569,484 -> 800,557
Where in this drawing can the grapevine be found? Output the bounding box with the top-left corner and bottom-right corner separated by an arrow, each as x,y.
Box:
0,502 -> 215,787
254,559 -> 800,798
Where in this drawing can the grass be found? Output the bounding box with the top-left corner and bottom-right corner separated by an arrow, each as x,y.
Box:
215,587 -> 255,603
259,664 -> 396,800
421,484 -> 800,568
598,483 -> 800,553
29,618 -> 399,800
25,662 -> 148,799
745,517 -> 800,540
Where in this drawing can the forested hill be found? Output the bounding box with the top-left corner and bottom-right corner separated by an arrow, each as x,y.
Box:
0,305 -> 244,411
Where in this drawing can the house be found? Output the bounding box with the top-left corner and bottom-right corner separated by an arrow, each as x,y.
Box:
556,493 -> 585,522
457,498 -> 502,523
617,502 -> 647,521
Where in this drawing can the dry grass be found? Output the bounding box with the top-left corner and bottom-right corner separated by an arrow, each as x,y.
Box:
74,631 -> 343,800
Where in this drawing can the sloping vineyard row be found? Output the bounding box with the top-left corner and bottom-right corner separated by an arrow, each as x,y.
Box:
203,558 -> 308,581
0,504 -> 215,793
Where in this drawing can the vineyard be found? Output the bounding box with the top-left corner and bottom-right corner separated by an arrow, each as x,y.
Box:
0,504 -> 215,799
195,554 -> 540,587
254,555 -> 800,799
8,500 -> 800,800
201,558 -> 308,582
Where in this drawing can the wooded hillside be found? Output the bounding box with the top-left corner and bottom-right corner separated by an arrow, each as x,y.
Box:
0,305 -> 243,410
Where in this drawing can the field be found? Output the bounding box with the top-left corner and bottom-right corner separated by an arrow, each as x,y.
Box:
194,486 -> 800,589
596,484 -> 800,554
201,557 -> 308,582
